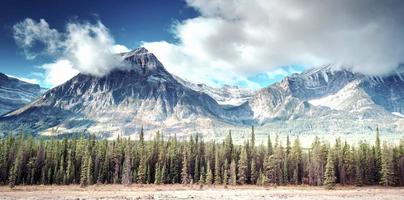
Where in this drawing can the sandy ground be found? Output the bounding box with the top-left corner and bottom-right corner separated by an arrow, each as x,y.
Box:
0,184 -> 403,200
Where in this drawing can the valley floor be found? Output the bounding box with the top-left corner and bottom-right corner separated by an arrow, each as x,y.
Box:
0,185 -> 403,200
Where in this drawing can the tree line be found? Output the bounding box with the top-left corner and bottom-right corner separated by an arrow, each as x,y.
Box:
1,127 -> 404,189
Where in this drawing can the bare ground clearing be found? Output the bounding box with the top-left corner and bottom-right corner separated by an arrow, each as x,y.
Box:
0,184 -> 403,200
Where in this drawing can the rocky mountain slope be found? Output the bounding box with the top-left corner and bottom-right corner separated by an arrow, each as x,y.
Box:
0,73 -> 44,115
0,48 -> 403,143
246,65 -> 404,144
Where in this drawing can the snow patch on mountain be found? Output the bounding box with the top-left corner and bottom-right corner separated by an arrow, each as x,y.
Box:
174,75 -> 254,106
392,112 -> 404,118
308,83 -> 357,110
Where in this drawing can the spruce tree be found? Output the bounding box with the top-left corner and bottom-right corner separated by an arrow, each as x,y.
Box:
250,157 -> 257,184
238,147 -> 248,184
0,131 -> 403,187
214,150 -> 221,184
375,127 -> 382,182
290,137 -> 303,184
86,152 -> 94,185
181,153 -> 189,184
324,148 -> 336,189
10,143 -> 23,187
380,142 -> 395,186
264,155 -> 276,184
224,131 -> 233,163
267,134 -> 273,156
122,144 -> 132,186
223,168 -> 228,186
8,166 -> 16,188
137,155 -> 146,184
230,159 -> 237,185
80,151 -> 89,187
199,166 -> 205,184
161,164 -> 167,184
154,163 -> 162,184
206,160 -> 213,184
64,149 -> 74,184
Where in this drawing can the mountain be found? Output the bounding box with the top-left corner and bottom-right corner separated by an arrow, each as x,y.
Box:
246,65 -> 404,143
174,75 -> 254,106
0,48 -> 233,138
0,48 -> 403,143
0,73 -> 44,115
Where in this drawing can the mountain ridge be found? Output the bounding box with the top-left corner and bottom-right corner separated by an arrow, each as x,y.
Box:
0,48 -> 403,143
0,73 -> 45,116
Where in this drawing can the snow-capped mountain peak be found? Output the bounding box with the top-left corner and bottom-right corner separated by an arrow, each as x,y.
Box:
0,50 -> 403,142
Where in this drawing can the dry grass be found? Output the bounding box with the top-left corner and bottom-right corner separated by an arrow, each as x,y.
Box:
0,184 -> 403,199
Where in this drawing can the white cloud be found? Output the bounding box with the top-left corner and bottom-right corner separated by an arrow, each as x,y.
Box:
143,40 -> 261,89
111,44 -> 130,53
13,18 -> 61,59
41,59 -> 79,87
13,18 -> 129,78
143,0 -> 404,89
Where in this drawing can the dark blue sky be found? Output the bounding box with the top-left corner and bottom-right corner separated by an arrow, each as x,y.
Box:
0,0 -> 197,84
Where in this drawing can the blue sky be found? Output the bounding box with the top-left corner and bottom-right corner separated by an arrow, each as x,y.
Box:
2,0 -> 403,89
0,0 -> 304,89
0,0 -> 201,87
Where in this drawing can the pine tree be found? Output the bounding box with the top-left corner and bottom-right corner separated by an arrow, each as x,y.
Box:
194,155 -> 200,183
214,150 -> 221,184
375,127 -> 382,182
139,126 -> 145,147
309,137 -> 326,186
224,131 -> 233,163
259,170 -> 267,185
273,144 -> 285,185
324,147 -> 336,189
250,157 -> 257,184
290,137 -> 303,184
283,135 -> 291,184
80,151 -> 89,187
223,169 -> 228,186
10,141 -> 24,187
206,160 -> 213,184
161,163 -> 167,184
380,142 -> 395,186
1,131 -> 404,188
264,154 -> 276,185
137,155 -> 146,184
230,159 -> 237,185
199,166 -> 205,184
181,153 -> 189,184
86,152 -> 94,185
154,163 -> 162,184
122,143 -> 132,186
113,140 -> 123,184
238,147 -> 248,184
64,149 -> 74,184
8,166 -> 16,188
267,134 -> 273,156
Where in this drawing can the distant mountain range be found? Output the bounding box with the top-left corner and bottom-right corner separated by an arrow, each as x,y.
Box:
0,73 -> 45,115
1,48 -> 403,142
